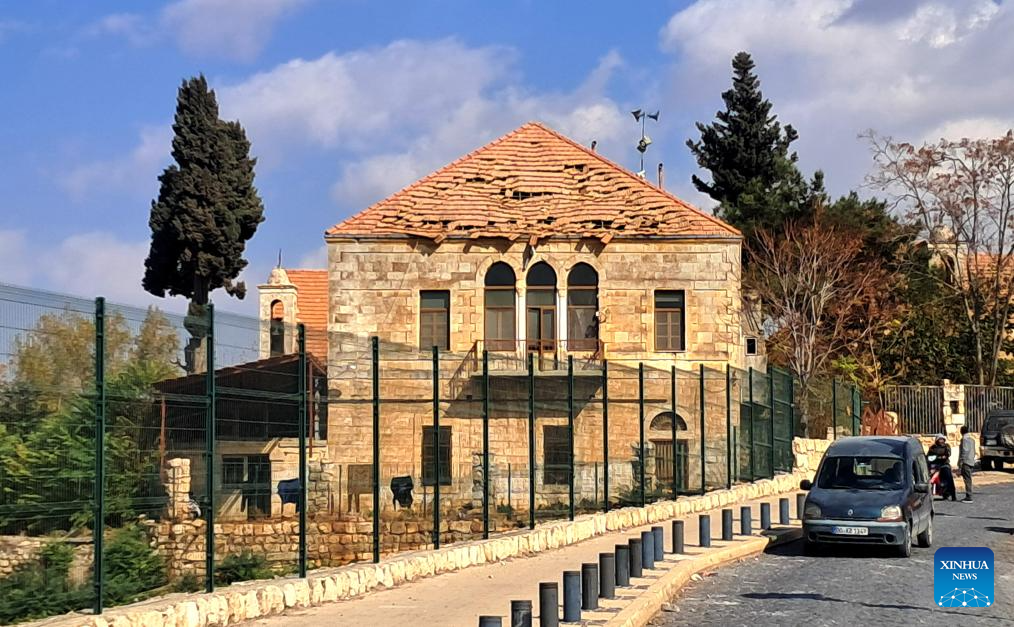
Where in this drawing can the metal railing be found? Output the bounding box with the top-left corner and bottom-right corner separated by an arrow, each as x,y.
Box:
0,282 -> 846,623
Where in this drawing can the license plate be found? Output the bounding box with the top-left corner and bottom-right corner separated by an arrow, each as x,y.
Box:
831,526 -> 868,536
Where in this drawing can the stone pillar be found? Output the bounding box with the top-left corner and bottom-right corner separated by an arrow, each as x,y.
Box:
941,379 -> 965,446
165,458 -> 192,521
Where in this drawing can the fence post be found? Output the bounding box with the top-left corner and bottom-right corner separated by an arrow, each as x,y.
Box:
768,369 -> 775,478
853,385 -> 860,436
296,324 -> 306,572
602,360 -> 609,513
93,297 -> 106,614
638,362 -> 645,507
568,355 -> 575,521
699,364 -> 706,495
482,349 -> 490,539
432,345 -> 440,549
748,367 -> 755,481
788,375 -> 795,464
371,336 -> 380,563
297,323 -> 307,577
205,303 -> 216,593
726,365 -> 732,489
832,378 -> 838,440
528,352 -> 536,530
671,365 -> 678,500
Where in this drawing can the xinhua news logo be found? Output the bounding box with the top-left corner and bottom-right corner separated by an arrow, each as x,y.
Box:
934,547 -> 994,608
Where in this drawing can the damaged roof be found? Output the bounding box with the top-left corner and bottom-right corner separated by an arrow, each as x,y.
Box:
326,121 -> 739,243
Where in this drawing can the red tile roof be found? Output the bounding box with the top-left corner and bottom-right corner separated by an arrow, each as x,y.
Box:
326,122 -> 739,242
287,269 -> 328,357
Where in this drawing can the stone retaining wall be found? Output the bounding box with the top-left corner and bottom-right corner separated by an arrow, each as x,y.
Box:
33,469 -> 809,627
792,437 -> 833,474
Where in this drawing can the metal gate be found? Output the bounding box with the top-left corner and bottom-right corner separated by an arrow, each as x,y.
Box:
882,385 -> 944,435
964,385 -> 1014,432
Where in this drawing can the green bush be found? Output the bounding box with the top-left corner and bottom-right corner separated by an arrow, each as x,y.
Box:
216,551 -> 273,585
0,541 -> 89,624
103,525 -> 167,605
172,572 -> 202,593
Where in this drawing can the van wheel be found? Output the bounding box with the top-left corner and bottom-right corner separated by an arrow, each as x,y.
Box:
982,458 -> 994,471
897,522 -> 913,558
917,517 -> 933,548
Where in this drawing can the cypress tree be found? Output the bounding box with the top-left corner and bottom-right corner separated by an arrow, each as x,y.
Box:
143,75 -> 264,371
687,52 -> 817,241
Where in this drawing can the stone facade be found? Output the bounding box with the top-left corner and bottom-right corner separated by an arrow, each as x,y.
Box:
318,237 -> 758,514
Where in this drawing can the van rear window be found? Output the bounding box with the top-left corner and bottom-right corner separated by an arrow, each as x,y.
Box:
984,415 -> 1014,432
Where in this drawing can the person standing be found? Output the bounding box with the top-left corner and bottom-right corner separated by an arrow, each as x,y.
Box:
959,426 -> 976,503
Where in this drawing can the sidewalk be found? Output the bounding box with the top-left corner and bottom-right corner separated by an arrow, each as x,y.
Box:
247,492 -> 802,626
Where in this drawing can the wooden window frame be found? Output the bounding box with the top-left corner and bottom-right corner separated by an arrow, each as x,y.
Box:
421,425 -> 452,486
654,290 -> 686,352
419,290 -> 450,351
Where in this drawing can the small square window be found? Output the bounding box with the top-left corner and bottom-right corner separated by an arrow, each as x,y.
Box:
746,337 -> 758,356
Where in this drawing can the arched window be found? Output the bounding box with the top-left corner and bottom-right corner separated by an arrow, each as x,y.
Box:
270,300 -> 285,356
649,412 -> 688,432
526,262 -> 557,355
484,263 -> 516,350
567,263 -> 598,350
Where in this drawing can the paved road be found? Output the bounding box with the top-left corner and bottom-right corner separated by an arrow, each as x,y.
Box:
656,472 -> 1014,626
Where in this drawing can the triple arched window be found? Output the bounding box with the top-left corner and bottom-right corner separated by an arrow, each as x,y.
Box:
483,261 -> 599,351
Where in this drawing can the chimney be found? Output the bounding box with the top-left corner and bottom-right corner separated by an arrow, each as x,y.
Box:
590,140 -> 597,152
657,163 -> 664,189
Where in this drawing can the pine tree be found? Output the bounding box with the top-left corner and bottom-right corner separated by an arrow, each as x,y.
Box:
687,52 -> 817,241
143,75 -> 264,372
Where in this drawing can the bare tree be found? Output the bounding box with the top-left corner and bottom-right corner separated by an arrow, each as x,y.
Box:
748,221 -> 882,436
867,131 -> 1014,385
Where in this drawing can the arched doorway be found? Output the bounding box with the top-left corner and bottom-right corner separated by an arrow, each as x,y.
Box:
649,411 -> 689,494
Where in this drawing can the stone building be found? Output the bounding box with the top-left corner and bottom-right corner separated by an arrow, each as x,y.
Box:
259,122 -> 766,519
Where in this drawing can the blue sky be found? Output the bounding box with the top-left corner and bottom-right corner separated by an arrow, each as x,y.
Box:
1,0 -> 1011,314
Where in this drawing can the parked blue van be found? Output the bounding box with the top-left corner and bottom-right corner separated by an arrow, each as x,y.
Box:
799,436 -> 933,557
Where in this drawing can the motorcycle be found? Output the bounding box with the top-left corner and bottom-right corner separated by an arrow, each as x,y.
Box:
927,454 -> 943,498
927,454 -> 955,500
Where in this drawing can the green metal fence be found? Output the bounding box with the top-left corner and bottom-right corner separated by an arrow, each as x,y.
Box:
0,282 -> 862,622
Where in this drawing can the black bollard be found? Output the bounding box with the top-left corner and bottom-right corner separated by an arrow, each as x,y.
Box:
629,538 -> 643,577
615,544 -> 630,586
511,600 -> 533,627
581,563 -> 598,610
641,530 -> 655,570
779,497 -> 790,525
539,582 -> 559,627
563,571 -> 581,623
760,502 -> 772,530
652,526 -> 664,562
672,520 -> 685,554
796,493 -> 806,520
740,506 -> 752,536
599,553 -> 616,599
699,514 -> 711,547
479,618 -> 503,627
721,509 -> 733,541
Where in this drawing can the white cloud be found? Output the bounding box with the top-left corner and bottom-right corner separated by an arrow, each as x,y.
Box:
61,125 -> 171,201
0,229 -> 259,315
83,13 -> 153,47
161,0 -> 305,61
660,0 -> 1014,194
214,39 -> 631,209
296,245 -> 327,269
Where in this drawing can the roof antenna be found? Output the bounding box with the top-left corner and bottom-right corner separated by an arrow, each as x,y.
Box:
631,109 -> 660,177
657,162 -> 664,189
277,249 -> 282,268
590,140 -> 597,152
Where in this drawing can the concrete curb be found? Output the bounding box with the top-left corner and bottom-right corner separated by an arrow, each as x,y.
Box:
605,526 -> 803,627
